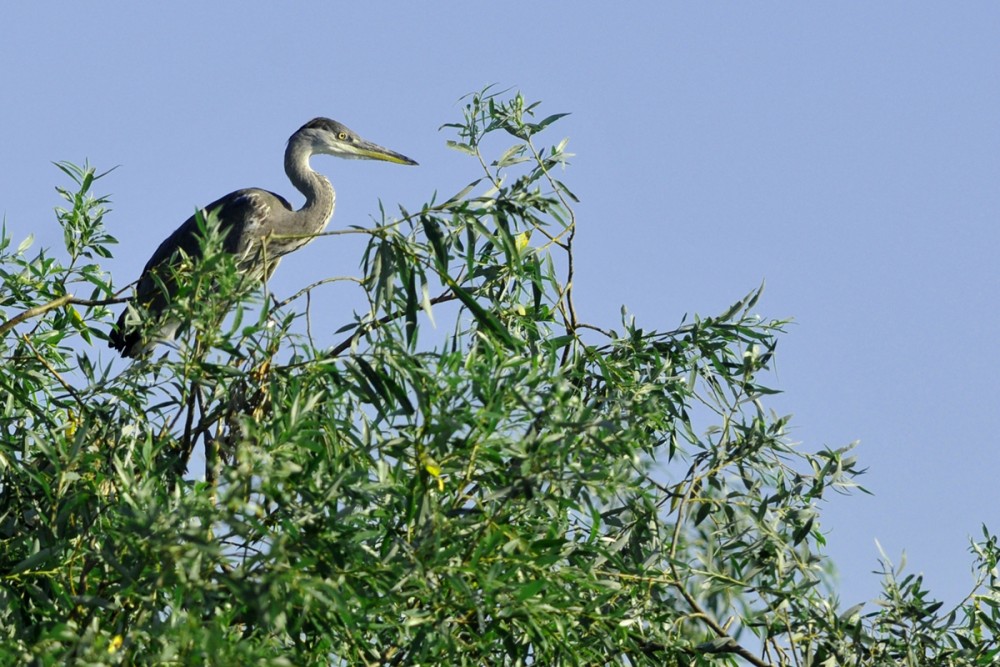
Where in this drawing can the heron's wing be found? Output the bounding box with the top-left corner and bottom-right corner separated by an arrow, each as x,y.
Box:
110,188 -> 293,357
134,188 -> 292,298
217,190 -> 294,259
108,188 -> 293,357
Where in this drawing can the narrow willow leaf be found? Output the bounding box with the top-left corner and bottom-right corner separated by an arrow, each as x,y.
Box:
420,281 -> 436,328
445,140 -> 477,156
445,277 -> 516,348
535,112 -> 570,132
16,234 -> 34,254
442,179 -> 481,207
421,215 -> 448,268
515,579 -> 545,602
405,272 -> 418,347
497,144 -> 528,168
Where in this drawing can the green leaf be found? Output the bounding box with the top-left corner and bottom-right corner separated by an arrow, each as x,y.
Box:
16,234 -> 34,254
446,140 -> 477,156
534,112 -> 570,132
515,579 -> 545,602
405,272 -> 418,346
442,179 -> 481,208
421,214 -> 448,268
496,144 -> 528,168
444,276 -> 516,348
420,281 -> 436,328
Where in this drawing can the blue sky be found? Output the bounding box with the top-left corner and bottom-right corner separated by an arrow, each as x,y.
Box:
3,3 -> 999,613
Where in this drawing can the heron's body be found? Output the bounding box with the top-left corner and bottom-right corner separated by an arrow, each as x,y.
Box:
109,118 -> 416,358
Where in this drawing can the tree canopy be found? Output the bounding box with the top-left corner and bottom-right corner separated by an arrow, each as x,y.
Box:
1,89 -> 998,666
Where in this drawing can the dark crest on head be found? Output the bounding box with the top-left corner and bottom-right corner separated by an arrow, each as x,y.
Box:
298,118 -> 351,136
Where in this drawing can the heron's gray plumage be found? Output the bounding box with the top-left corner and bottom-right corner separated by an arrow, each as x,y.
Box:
109,118 -> 416,358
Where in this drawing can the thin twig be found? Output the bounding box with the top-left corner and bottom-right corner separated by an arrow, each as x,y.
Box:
326,291 -> 459,358
665,463 -> 774,667
270,276 -> 363,312
180,381 -> 199,473
575,322 -> 614,338
19,333 -> 87,412
0,294 -> 123,337
305,290 -> 316,350
271,217 -> 413,245
523,136 -> 578,355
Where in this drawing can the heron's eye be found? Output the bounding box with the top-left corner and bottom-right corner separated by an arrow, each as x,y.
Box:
338,132 -> 348,141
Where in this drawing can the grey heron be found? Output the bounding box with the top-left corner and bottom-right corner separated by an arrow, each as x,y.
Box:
109,118 -> 417,358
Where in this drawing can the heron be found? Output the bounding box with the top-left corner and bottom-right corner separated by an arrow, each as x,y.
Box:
109,118 -> 417,358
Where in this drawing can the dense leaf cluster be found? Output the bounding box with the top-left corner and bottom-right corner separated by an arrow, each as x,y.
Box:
1,90 -> 998,665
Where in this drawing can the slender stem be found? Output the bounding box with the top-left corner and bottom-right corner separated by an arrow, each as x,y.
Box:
325,291 -> 460,359
19,333 -> 87,412
520,136 -> 578,366
269,276 -> 362,311
0,294 -> 122,337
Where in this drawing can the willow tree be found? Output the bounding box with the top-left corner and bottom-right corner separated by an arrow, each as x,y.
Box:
1,90 -> 997,666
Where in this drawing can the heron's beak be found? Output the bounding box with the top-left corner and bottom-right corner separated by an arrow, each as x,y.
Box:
355,139 -> 418,166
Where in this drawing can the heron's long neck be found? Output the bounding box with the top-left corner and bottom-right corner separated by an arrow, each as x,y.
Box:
284,139 -> 336,234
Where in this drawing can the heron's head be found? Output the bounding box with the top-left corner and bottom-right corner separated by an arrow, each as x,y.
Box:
294,118 -> 418,166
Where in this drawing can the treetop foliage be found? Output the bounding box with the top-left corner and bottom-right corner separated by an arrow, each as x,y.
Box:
1,88 -> 998,666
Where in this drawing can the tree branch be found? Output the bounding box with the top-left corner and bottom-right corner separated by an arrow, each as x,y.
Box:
326,291 -> 459,358
0,293 -> 123,337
